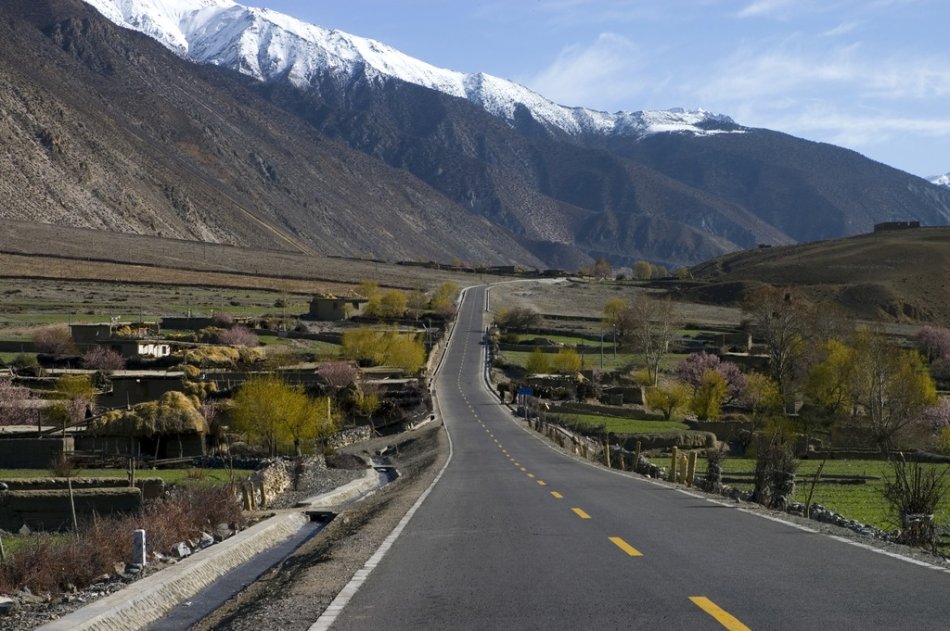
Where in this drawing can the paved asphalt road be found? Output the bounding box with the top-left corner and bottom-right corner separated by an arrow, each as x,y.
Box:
323,286 -> 950,630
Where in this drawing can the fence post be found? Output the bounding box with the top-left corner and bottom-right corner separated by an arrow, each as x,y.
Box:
679,455 -> 688,486
686,452 -> 697,487
635,441 -> 642,473
669,446 -> 679,482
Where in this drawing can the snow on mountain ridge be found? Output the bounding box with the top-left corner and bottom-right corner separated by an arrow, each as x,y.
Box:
82,0 -> 738,138
931,173 -> 950,188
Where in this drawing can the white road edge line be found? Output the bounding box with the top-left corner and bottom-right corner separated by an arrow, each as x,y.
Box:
506,412 -> 950,572
307,431 -> 454,631
306,287 -> 481,631
826,535 -> 950,573
307,357 -> 458,629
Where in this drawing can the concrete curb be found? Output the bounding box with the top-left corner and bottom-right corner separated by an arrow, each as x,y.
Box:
36,467 -> 381,631
299,466 -> 379,509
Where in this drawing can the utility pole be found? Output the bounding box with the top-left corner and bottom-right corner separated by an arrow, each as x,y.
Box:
600,325 -> 604,370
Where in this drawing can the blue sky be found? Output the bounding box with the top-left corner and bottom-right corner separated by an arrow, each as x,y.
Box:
259,1 -> 948,178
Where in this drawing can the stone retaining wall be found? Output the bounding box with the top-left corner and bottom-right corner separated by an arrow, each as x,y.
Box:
327,426 -> 373,450
0,477 -> 164,500
0,437 -> 74,468
0,487 -> 142,531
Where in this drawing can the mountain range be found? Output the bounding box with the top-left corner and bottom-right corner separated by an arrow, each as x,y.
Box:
2,0 -> 949,269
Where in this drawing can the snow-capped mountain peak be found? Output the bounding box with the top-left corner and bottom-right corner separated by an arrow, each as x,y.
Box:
931,173 -> 950,188
82,0 -> 738,138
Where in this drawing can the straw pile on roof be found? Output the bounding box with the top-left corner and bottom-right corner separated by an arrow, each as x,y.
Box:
182,345 -> 265,367
88,391 -> 208,437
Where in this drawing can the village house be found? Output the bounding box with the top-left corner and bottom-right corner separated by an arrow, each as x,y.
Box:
308,295 -> 367,321
70,323 -> 172,359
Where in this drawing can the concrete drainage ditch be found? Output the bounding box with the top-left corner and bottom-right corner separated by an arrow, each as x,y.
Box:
36,463 -> 399,631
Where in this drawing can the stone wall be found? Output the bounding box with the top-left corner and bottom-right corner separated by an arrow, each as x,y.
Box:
684,419 -> 754,442
0,477 -> 164,501
0,436 -> 73,468
327,426 -> 373,450
617,431 -> 716,451
0,487 -> 142,531
552,401 -> 657,420
248,460 -> 292,507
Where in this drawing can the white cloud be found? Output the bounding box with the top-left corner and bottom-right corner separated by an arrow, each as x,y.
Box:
694,41 -> 950,105
763,106 -> 950,153
473,0 -> 668,29
737,0 -> 800,18
864,61 -> 950,99
524,33 -> 651,109
694,44 -> 861,102
822,21 -> 860,37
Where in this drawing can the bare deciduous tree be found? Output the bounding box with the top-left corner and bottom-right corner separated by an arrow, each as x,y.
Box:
0,379 -> 35,426
216,325 -> 259,347
82,346 -> 126,372
742,286 -> 809,400
318,361 -> 359,391
627,295 -> 678,386
33,325 -> 76,355
495,306 -> 542,330
848,330 -> 937,454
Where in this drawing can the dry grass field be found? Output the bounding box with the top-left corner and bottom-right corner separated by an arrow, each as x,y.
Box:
0,221 -> 512,337
2,221 -> 945,340
489,279 -> 743,328
688,226 -> 950,323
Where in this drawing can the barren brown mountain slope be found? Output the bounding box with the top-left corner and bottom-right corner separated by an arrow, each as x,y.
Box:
686,227 -> 950,323
0,0 -> 541,267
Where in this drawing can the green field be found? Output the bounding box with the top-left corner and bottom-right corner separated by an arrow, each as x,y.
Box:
0,468 -> 255,486
696,457 -> 950,530
554,412 -> 687,435
501,348 -> 688,373
257,336 -> 342,362
0,467 -> 255,558
0,351 -> 35,364
0,532 -> 71,557
514,333 -> 598,345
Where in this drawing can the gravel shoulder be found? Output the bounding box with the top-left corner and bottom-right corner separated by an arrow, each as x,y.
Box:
191,423 -> 449,631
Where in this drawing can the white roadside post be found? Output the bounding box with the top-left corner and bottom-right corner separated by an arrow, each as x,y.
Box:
133,529 -> 147,566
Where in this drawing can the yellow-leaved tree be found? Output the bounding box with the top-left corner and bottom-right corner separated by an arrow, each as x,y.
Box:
689,370 -> 727,420
644,380 -> 692,420
525,348 -> 550,375
231,375 -> 336,456
551,348 -> 582,374
430,281 -> 459,316
342,328 -> 425,373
